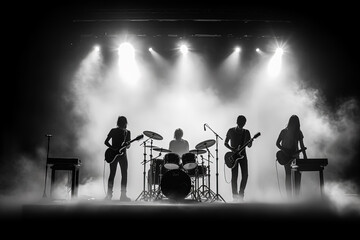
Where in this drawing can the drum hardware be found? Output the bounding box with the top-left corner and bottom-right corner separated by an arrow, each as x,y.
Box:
195,137 -> 218,202
183,150 -> 206,202
136,137 -> 152,201
196,154 -> 215,202
136,130 -> 163,201
203,123 -> 226,203
188,164 -> 203,202
195,139 -> 216,150
153,147 -> 172,153
182,152 -> 197,170
189,149 -> 207,155
143,130 -> 163,140
163,152 -> 181,170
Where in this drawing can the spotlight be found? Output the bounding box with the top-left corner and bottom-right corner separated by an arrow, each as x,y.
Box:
180,44 -> 188,54
118,42 -> 135,59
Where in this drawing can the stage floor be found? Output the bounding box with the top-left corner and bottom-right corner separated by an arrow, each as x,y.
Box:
2,195 -> 360,230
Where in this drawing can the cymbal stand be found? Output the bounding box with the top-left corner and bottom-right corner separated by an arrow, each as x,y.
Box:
152,151 -> 164,201
205,124 -> 226,203
154,162 -> 166,201
189,156 -> 201,202
148,138 -> 157,200
198,155 -> 212,192
198,148 -> 216,202
136,137 -> 151,201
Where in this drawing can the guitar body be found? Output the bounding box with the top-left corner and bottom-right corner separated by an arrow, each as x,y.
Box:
105,148 -> 121,164
224,132 -> 261,169
224,152 -> 243,169
104,134 -> 144,164
276,147 -> 307,165
276,150 -> 293,165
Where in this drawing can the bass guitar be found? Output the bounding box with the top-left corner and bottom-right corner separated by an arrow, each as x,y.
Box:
276,147 -> 307,165
224,132 -> 261,169
105,134 -> 144,164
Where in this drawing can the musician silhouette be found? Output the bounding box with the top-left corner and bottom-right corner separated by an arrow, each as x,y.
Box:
276,114 -> 307,198
224,115 -> 252,202
169,128 -> 189,157
104,116 -> 131,201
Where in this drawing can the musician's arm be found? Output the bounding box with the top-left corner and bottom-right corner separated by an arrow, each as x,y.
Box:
247,131 -> 252,148
104,135 -> 115,150
126,131 -> 131,149
224,136 -> 235,152
299,139 -> 307,159
276,133 -> 285,151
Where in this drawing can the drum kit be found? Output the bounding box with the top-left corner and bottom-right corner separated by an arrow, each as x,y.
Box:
135,130 -> 224,202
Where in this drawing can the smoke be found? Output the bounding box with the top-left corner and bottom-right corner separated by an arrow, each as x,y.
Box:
60,42 -> 360,205
2,37 -> 359,210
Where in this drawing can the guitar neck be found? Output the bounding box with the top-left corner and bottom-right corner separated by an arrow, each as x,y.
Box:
119,135 -> 143,152
235,138 -> 252,154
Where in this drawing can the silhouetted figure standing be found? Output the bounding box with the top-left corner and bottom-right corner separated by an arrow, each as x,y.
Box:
276,115 -> 307,198
104,116 -> 131,201
224,115 -> 252,201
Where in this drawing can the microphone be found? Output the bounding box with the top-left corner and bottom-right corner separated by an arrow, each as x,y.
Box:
204,124 -> 206,131
45,134 -> 52,137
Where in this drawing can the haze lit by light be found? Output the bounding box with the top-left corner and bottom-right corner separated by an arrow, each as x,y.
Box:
16,37 -> 359,209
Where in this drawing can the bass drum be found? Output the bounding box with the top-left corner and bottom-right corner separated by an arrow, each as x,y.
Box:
160,169 -> 191,200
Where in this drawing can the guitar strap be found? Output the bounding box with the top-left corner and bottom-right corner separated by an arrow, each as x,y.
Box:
237,129 -> 246,157
239,129 -> 245,149
123,130 -> 128,146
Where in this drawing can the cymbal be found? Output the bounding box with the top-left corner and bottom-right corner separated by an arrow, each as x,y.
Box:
153,147 -> 171,153
195,139 -> 216,150
143,131 -> 163,140
189,149 -> 207,155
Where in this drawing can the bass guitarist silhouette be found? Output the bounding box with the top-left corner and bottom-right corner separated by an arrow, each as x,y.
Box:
224,115 -> 255,201
224,132 -> 261,169
105,134 -> 144,164
276,147 -> 307,165
276,115 -> 307,197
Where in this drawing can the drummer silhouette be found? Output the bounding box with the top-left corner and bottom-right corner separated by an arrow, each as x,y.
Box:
169,128 -> 189,157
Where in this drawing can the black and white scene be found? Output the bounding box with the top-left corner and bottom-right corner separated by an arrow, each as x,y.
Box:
2,1 -> 360,230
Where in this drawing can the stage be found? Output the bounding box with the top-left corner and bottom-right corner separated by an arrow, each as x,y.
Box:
2,195 -> 360,229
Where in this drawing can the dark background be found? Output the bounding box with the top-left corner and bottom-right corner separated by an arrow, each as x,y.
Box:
2,1 -> 359,194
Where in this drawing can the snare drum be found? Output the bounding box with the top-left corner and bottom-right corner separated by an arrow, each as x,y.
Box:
181,152 -> 197,170
163,153 -> 181,170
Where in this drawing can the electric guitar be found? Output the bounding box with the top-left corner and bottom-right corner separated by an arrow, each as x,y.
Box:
105,134 -> 144,164
276,147 -> 307,165
224,132 -> 261,169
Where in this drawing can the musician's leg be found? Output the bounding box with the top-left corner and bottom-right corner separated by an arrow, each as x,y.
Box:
119,157 -> 130,201
284,163 -> 292,198
294,171 -> 301,196
231,164 -> 239,200
106,158 -> 118,200
239,158 -> 248,200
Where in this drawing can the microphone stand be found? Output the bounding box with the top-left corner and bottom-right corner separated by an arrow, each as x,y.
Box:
204,124 -> 226,203
42,134 -> 52,198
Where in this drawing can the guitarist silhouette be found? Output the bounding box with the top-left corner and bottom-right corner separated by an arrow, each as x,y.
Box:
276,115 -> 307,198
224,115 -> 252,202
104,116 -> 131,201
